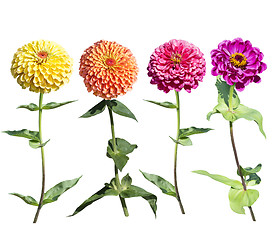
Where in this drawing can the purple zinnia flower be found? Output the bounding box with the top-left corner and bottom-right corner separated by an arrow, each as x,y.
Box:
147,39 -> 206,93
211,38 -> 267,91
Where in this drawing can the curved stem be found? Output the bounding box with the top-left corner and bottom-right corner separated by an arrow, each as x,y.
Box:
33,93 -> 46,223
107,105 -> 129,217
228,85 -> 256,221
229,122 -> 247,190
229,121 -> 256,221
174,91 -> 185,214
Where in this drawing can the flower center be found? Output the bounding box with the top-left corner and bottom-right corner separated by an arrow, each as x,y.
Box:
37,51 -> 48,59
171,53 -> 181,64
105,58 -> 116,66
230,52 -> 247,68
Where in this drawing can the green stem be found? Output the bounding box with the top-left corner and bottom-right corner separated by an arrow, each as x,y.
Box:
228,87 -> 256,221
174,91 -> 185,214
229,121 -> 256,221
229,122 -> 247,190
228,84 -> 235,112
33,93 -> 46,223
107,105 -> 129,217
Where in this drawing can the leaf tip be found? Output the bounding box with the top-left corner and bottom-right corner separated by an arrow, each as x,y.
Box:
206,112 -> 213,121
139,169 -> 146,176
76,175 -> 83,181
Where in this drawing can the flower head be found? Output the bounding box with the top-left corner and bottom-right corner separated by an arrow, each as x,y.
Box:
147,39 -> 206,93
79,40 -> 138,99
11,40 -> 73,93
211,38 -> 267,91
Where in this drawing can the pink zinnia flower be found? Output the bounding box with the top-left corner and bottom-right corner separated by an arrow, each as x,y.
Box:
147,39 -> 206,93
211,38 -> 267,91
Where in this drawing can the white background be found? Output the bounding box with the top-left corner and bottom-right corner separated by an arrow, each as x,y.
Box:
0,0 -> 273,239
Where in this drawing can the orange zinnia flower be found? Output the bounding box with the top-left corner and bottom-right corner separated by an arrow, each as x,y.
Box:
79,40 -> 138,99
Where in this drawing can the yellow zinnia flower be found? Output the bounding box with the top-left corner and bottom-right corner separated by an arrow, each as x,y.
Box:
11,40 -> 73,93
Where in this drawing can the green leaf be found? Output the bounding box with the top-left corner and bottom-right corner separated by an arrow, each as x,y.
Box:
229,188 -> 259,214
140,170 -> 176,197
144,100 -> 177,109
108,178 -> 119,191
207,77 -> 266,137
169,127 -> 212,147
216,76 -> 240,108
178,127 -> 213,138
107,148 -> 129,172
17,101 -> 77,111
42,100 -> 77,110
43,176 -> 82,205
238,164 -> 262,176
107,138 -> 137,171
3,129 -> 40,141
9,193 -> 38,206
192,170 -> 243,189
29,140 -> 40,149
237,164 -> 262,185
229,188 -> 246,214
29,139 -> 50,149
170,136 -> 192,146
247,173 -> 261,185
247,180 -> 257,186
207,76 -> 240,122
233,104 -> 266,138
121,174 -> 132,190
80,100 -> 107,118
207,101 -> 233,121
120,185 -> 157,217
108,138 -> 137,155
69,186 -> 119,217
107,100 -> 137,121
17,103 -> 39,111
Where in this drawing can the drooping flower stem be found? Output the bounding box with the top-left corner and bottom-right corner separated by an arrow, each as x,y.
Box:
228,86 -> 256,221
107,105 -> 129,217
33,93 -> 46,223
174,90 -> 185,214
